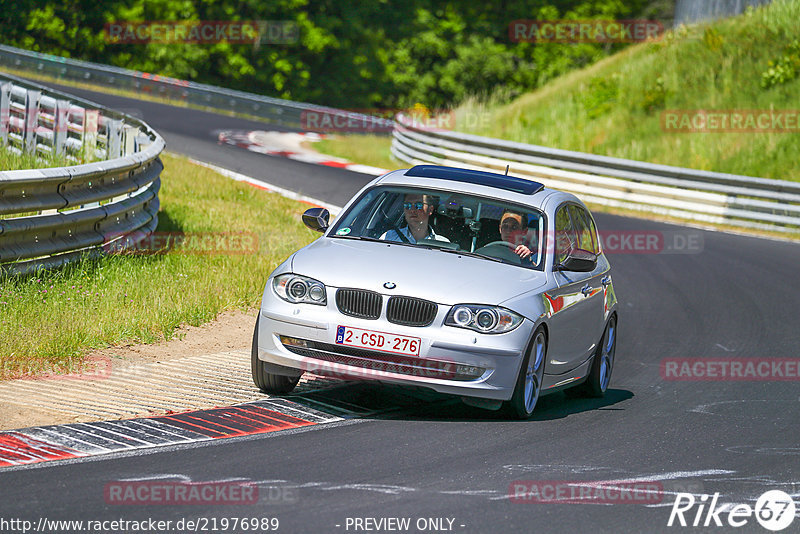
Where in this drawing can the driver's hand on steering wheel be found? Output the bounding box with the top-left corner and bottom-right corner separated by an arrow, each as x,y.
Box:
514,244 -> 532,259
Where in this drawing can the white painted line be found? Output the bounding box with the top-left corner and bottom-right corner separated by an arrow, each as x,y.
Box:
26,427 -> 115,453
188,158 -> 344,215
346,164 -> 389,176
217,129 -> 390,177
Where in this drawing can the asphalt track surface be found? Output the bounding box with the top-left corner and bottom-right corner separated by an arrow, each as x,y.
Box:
1,81 -> 799,534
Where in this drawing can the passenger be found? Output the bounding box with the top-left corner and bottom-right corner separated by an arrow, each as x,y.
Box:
381,193 -> 450,244
499,210 -> 535,260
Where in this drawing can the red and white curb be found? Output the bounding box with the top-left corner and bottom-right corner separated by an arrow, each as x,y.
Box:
217,130 -> 388,177
0,399 -> 342,468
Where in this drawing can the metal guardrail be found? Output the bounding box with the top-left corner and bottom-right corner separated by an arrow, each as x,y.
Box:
0,44 -> 374,131
4,44 -> 795,234
0,72 -> 163,275
391,115 -> 800,233
674,0 -> 772,26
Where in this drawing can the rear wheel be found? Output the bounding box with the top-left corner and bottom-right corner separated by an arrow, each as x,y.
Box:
506,327 -> 546,419
569,315 -> 617,398
251,316 -> 301,395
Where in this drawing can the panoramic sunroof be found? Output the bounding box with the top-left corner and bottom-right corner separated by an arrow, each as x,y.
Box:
404,165 -> 544,195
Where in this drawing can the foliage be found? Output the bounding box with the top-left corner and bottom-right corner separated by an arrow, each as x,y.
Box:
453,0 -> 800,181
761,39 -> 800,88
1,0 -> 658,109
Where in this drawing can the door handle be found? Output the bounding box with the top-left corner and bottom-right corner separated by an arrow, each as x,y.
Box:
601,276 -> 611,288
581,284 -> 592,296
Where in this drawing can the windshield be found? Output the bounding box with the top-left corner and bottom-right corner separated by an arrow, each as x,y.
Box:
329,186 -> 545,270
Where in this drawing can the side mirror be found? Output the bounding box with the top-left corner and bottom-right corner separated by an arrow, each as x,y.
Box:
554,248 -> 597,273
302,207 -> 330,233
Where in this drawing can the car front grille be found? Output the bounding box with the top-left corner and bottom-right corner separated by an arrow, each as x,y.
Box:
335,288 -> 382,320
281,339 -> 482,381
386,296 -> 437,327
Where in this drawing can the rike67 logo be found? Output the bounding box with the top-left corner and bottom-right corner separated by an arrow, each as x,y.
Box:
668,490 -> 796,531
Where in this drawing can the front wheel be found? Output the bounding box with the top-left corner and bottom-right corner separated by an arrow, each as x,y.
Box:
251,316 -> 301,395
506,327 -> 547,419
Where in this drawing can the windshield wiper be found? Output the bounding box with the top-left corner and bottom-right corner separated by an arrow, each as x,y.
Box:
431,247 -> 503,263
331,235 -> 387,244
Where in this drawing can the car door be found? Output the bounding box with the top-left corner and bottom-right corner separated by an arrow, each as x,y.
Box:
544,203 -> 605,374
568,204 -> 607,346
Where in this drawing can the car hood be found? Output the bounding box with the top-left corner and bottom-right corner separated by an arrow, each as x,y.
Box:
290,237 -> 547,306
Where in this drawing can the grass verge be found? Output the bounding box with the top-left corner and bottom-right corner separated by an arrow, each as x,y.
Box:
0,146 -> 68,172
454,0 -> 800,181
0,151 -> 318,379
313,134 -> 396,171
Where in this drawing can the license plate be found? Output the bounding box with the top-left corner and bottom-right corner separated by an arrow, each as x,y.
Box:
336,326 -> 420,356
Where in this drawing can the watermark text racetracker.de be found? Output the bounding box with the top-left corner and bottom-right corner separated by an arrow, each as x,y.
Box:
102,231 -> 259,256
104,20 -> 298,44
661,110 -> 800,133
667,490 -> 796,531
509,19 -> 664,43
661,358 -> 800,381
104,480 -> 257,505
598,230 -> 702,255
300,108 -> 491,133
0,516 -> 280,533
537,229 -> 703,255
103,479 -> 298,507
509,480 -> 664,504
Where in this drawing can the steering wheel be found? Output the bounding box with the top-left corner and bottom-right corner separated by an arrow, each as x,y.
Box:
474,241 -> 524,263
482,241 -> 519,249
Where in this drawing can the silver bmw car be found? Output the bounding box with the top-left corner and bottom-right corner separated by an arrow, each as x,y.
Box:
252,165 -> 618,418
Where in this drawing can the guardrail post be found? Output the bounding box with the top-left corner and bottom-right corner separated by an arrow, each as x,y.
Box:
83,108 -> 98,159
106,119 -> 123,159
53,99 -> 70,155
24,89 -> 41,153
122,125 -> 139,156
0,82 -> 9,145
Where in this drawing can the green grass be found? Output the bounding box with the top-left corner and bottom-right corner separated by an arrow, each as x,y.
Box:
0,152 -> 318,379
452,0 -> 800,180
313,135 -> 396,171
0,146 -> 68,172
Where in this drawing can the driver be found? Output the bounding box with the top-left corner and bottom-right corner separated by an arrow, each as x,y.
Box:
381,193 -> 450,244
500,210 -> 535,261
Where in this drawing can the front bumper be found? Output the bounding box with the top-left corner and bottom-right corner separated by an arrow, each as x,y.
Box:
256,285 -> 534,401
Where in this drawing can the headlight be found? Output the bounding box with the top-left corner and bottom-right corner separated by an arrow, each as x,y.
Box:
273,274 -> 327,305
445,304 -> 522,334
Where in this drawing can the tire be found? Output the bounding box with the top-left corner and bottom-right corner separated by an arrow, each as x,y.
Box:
505,327 -> 547,420
570,314 -> 617,398
251,316 -> 301,395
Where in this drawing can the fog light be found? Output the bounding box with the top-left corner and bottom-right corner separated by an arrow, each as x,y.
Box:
455,365 -> 484,377
280,336 -> 308,348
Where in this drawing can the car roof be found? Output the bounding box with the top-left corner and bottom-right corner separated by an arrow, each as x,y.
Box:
375,166 -> 571,210
404,165 -> 544,195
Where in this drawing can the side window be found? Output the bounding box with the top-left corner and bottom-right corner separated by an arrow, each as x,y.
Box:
554,205 -> 577,264
584,211 -> 599,254
568,205 -> 599,254
367,193 -> 398,237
